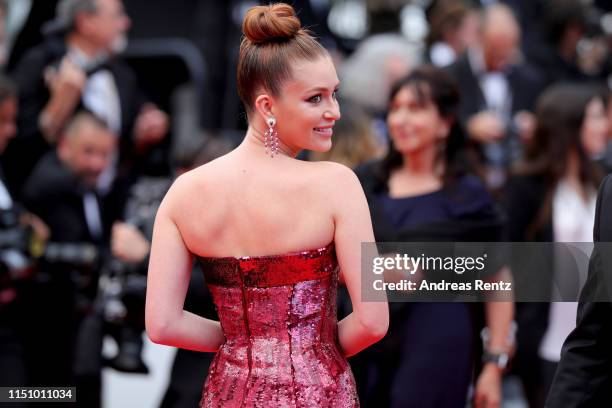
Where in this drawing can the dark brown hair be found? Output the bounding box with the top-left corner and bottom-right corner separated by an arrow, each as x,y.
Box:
376,65 -> 469,189
521,83 -> 604,186
237,3 -> 328,113
516,83 -> 604,239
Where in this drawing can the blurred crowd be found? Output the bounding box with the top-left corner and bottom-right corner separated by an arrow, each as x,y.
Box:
0,0 -> 610,407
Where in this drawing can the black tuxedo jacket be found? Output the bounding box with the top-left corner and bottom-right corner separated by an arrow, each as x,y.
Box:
445,52 -> 544,126
4,36 -> 146,196
546,174 -> 612,407
21,151 -> 110,244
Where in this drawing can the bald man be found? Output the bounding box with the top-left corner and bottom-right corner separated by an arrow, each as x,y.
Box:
19,111 -> 119,407
445,3 -> 544,190
58,111 -> 117,189
23,111 -> 117,243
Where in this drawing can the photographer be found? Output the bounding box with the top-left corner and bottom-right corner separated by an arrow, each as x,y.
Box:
5,0 -> 169,200
20,111 -> 118,407
0,75 -> 49,387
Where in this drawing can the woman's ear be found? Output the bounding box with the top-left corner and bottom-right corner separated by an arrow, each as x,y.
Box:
254,93 -> 275,122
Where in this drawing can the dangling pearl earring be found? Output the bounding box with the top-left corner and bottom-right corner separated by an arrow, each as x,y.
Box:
264,117 -> 279,157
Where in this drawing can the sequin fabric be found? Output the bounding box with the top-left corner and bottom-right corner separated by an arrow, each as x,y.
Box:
196,242 -> 359,407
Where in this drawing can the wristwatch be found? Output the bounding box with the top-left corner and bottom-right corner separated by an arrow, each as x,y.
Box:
482,349 -> 510,370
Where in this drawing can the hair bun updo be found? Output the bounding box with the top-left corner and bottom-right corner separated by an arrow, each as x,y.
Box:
237,3 -> 327,112
242,3 -> 301,44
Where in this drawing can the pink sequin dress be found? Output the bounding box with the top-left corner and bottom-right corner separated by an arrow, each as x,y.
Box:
196,242 -> 359,407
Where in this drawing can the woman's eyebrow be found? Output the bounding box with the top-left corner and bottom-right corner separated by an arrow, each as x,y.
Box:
304,83 -> 341,94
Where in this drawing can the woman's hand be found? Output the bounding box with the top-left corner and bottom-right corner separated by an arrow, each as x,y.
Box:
473,363 -> 502,408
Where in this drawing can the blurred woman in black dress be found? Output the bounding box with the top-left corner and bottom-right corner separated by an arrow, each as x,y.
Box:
354,65 -> 514,408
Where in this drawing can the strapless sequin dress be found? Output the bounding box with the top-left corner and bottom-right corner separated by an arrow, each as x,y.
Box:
196,242 -> 359,407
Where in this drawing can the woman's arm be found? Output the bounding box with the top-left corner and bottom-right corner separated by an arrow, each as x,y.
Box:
474,266 -> 515,408
483,266 -> 515,351
331,164 -> 389,357
145,184 -> 224,352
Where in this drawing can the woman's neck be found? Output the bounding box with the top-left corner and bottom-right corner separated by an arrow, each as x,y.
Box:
388,147 -> 443,197
400,144 -> 440,175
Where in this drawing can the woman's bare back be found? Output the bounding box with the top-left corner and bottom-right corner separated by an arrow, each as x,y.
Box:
168,148 -> 339,258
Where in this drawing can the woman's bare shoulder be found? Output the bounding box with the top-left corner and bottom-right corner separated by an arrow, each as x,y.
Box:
307,160 -> 363,194
158,157 -> 230,213
297,161 -> 366,220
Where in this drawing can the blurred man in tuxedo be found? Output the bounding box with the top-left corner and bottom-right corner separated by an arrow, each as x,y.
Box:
5,0 -> 168,200
446,3 -> 543,190
546,174 -> 612,406
21,111 -> 116,407
23,111 -> 116,243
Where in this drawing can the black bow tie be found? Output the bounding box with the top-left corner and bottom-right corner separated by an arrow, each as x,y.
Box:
85,60 -> 112,76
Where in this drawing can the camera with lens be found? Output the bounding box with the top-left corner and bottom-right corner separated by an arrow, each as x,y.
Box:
0,207 -> 36,311
0,203 -> 103,311
96,254 -> 147,374
96,177 -> 172,374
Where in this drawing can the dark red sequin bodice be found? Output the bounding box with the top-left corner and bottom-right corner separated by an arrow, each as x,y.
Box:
196,242 -> 359,407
